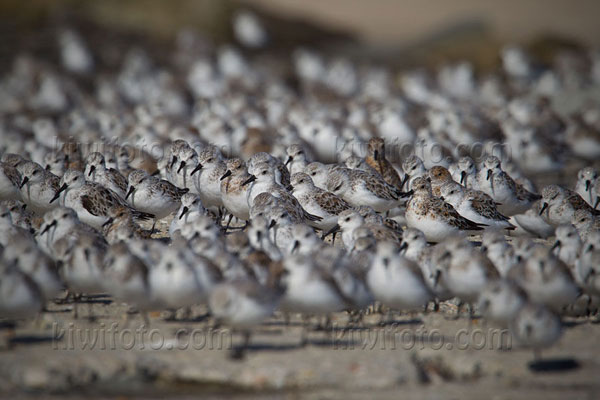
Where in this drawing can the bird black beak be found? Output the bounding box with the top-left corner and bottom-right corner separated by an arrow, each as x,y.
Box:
291,240 -> 300,253
322,224 -> 340,239
40,220 -> 57,235
551,240 -> 561,251
125,186 -> 135,200
399,190 -> 414,198
398,242 -> 408,254
400,174 -> 409,189
373,150 -> 379,160
190,163 -> 203,176
177,161 -> 186,174
269,219 -> 277,229
220,170 -> 232,181
19,176 -> 29,189
241,175 -> 256,186
50,183 -> 68,203
102,217 -> 114,228
170,156 -> 178,169
88,165 -> 95,177
179,206 -> 189,220
486,169 -> 493,181
539,202 -> 549,215
285,156 -> 293,166
586,180 -> 591,192
460,171 -> 466,185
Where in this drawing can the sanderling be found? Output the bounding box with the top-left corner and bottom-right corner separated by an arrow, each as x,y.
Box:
38,207 -> 105,257
439,181 -> 515,230
513,200 -> 556,238
327,168 -> 410,213
280,253 -> 354,315
246,163 -> 322,228
303,162 -> 339,191
247,151 -> 291,190
102,205 -> 153,244
406,177 -> 484,242
191,144 -> 227,210
571,209 -> 600,241
539,184 -> 599,227
285,144 -> 310,176
84,152 -> 128,198
427,165 -> 457,197
356,205 -> 403,234
53,233 -> 107,296
331,209 -> 402,251
344,154 -> 380,176
551,224 -> 581,267
220,158 -> 254,222
574,166 -> 599,208
249,192 -> 303,223
477,156 -> 540,216
247,215 -> 282,261
367,241 -> 432,311
169,144 -> 200,193
287,223 -> 322,256
147,243 -> 206,310
509,303 -> 562,360
169,193 -> 206,236
401,155 -> 427,191
52,170 -> 153,229
209,278 -> 282,358
43,151 -> 68,177
507,246 -> 579,310
116,147 -> 135,178
0,161 -> 22,201
290,172 -> 351,232
0,205 -> 34,245
435,237 -> 500,304
103,242 -> 154,324
2,236 -> 63,301
1,199 -> 33,231
574,242 -> 600,296
452,156 -> 479,190
480,230 -> 518,276
17,161 -> 60,215
477,279 -> 527,326
365,137 -> 404,189
0,262 -> 44,320
126,169 -> 187,227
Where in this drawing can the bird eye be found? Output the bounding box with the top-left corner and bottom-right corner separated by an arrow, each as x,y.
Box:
411,166 -> 416,171
311,172 -> 316,176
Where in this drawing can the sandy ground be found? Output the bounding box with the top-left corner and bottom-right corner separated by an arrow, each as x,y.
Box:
1,284 -> 599,399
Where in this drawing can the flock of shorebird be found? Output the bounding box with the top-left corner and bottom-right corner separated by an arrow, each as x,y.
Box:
1,26 -> 600,359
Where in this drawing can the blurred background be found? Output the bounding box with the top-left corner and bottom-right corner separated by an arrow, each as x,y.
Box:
1,0 -> 599,71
